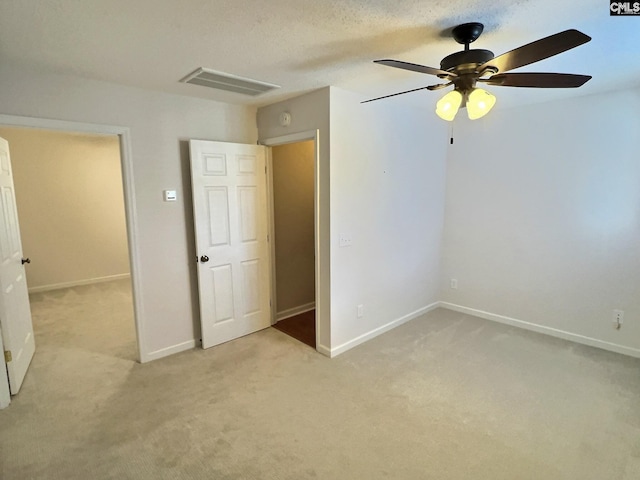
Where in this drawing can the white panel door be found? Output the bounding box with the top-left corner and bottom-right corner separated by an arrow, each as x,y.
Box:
189,140 -> 271,348
0,137 -> 35,394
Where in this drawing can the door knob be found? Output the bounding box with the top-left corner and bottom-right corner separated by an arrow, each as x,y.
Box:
200,255 -> 210,263
21,258 -> 31,265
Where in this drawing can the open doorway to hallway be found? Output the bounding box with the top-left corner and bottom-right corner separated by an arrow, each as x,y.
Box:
0,127 -> 137,365
269,140 -> 316,348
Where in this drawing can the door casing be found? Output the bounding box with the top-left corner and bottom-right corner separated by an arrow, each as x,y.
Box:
0,115 -> 146,374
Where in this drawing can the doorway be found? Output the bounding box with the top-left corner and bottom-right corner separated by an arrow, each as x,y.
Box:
266,138 -> 317,348
0,115 -> 144,407
0,126 -> 137,357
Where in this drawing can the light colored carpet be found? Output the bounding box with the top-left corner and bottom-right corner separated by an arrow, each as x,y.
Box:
1,279 -> 639,479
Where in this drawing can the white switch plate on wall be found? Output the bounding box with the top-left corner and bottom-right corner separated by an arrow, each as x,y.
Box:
164,190 -> 177,202
339,234 -> 352,247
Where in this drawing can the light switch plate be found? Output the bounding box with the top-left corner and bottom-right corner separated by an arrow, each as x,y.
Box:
164,190 -> 177,202
339,234 -> 352,247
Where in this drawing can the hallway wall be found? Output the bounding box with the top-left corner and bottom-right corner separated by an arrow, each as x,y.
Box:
0,63 -> 257,361
272,140 -> 315,316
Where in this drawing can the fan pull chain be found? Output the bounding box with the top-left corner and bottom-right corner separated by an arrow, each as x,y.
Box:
449,123 -> 454,145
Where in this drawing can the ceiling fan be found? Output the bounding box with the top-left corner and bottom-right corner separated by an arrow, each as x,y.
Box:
364,22 -> 592,121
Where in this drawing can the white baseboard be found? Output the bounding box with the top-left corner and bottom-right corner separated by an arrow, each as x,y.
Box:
276,302 -> 315,321
141,339 -> 197,363
329,302 -> 441,358
439,302 -> 640,359
316,343 -> 331,357
28,273 -> 131,293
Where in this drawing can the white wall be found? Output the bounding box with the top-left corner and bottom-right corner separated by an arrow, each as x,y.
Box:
440,88 -> 640,355
0,63 -> 257,361
329,88 -> 448,353
258,87 -> 448,356
3,62 -> 633,363
0,128 -> 129,291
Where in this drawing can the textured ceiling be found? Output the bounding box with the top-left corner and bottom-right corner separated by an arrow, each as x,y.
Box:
1,1 -> 638,111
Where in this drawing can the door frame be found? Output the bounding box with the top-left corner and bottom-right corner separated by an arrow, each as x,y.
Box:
0,114 -> 146,368
261,130 -> 323,353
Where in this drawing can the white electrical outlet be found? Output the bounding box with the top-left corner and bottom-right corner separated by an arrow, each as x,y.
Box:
450,278 -> 458,289
612,309 -> 624,329
357,304 -> 364,318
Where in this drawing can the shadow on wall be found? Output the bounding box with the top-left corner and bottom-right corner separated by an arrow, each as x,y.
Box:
179,139 -> 202,342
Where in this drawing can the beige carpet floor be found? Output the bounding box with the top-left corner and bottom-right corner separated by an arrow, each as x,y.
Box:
1,279 -> 639,479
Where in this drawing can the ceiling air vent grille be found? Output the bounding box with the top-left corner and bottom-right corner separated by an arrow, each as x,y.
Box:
180,67 -> 280,96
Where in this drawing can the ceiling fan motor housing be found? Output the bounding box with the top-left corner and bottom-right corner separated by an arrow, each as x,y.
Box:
440,49 -> 495,73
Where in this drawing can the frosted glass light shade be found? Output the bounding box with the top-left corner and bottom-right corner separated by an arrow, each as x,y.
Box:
435,90 -> 463,121
467,88 -> 496,120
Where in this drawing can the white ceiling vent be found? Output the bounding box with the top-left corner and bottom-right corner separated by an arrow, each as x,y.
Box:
180,67 -> 280,96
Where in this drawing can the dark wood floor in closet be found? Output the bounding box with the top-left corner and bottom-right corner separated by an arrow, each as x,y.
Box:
273,310 -> 315,348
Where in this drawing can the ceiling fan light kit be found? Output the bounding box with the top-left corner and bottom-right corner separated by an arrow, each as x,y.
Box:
435,90 -> 463,121
466,88 -> 497,120
366,22 -> 592,122
435,86 -> 497,121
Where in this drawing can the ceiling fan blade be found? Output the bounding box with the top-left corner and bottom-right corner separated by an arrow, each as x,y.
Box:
482,73 -> 592,88
374,59 -> 456,78
361,85 -> 434,104
480,29 -> 591,73
426,82 -> 453,91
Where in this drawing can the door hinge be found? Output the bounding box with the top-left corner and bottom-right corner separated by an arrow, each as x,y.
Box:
4,350 -> 12,363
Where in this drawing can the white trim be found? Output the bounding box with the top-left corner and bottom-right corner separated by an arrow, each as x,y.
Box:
261,130 -> 324,354
0,114 -> 147,364
439,302 -> 640,359
265,148 -> 278,325
276,302 -> 315,322
28,273 -> 131,294
312,132 -> 321,354
260,130 -> 318,147
143,340 -> 196,363
328,302 -> 441,358
0,114 -> 127,136
316,344 -> 331,357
